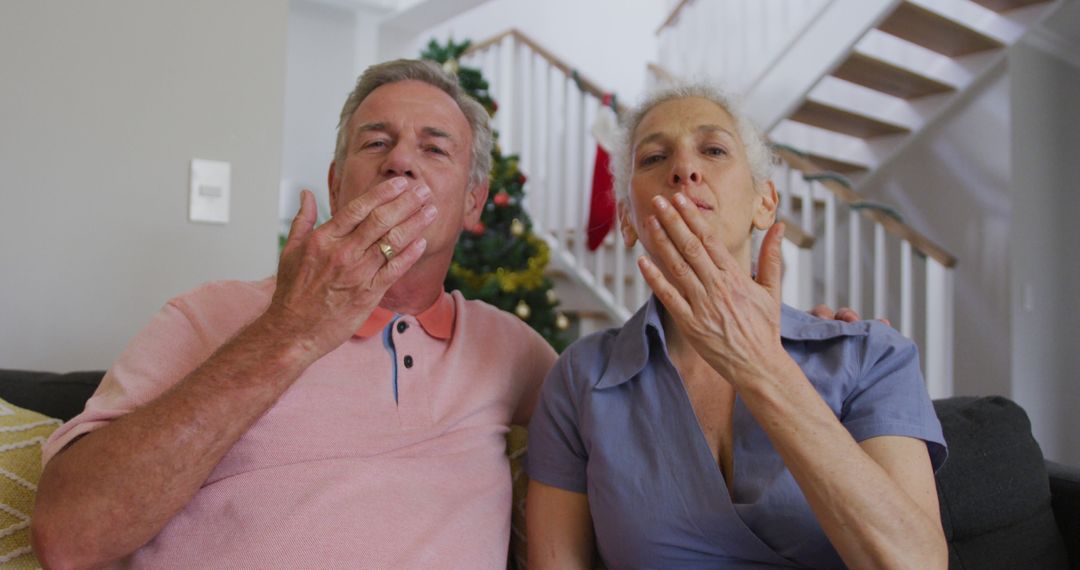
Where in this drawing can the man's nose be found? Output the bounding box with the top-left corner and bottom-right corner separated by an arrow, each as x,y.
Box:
382,144 -> 417,179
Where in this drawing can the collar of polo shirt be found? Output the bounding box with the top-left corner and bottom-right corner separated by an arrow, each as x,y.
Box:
353,291 -> 455,340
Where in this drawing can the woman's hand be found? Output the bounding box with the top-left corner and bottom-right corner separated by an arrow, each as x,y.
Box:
637,192 -> 791,387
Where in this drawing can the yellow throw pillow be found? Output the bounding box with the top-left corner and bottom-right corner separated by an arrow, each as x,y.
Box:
0,399 -> 61,569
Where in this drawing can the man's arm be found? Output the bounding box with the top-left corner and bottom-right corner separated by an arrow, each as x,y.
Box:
32,182 -> 433,568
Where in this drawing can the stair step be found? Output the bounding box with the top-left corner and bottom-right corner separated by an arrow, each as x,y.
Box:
790,100 -> 910,139
802,152 -> 868,175
877,1 -> 1004,56
832,52 -> 955,100
969,0 -> 1048,12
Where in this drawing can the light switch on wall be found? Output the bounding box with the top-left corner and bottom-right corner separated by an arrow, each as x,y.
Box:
189,158 -> 231,224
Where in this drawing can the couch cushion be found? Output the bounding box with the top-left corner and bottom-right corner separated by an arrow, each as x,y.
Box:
934,396 -> 1068,569
0,370 -> 104,422
0,397 -> 62,567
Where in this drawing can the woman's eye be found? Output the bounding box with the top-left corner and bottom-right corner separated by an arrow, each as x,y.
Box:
640,154 -> 664,166
704,146 -> 727,157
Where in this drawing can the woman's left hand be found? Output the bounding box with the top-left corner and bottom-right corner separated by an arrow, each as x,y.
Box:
638,192 -> 790,387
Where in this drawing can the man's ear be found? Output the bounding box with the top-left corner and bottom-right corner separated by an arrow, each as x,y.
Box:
463,179 -> 490,227
327,161 -> 340,216
752,179 -> 779,230
618,200 -> 638,247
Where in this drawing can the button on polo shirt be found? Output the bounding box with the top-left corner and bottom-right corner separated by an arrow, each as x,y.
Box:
353,294 -> 455,427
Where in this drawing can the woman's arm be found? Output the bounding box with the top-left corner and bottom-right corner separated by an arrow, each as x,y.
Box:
738,357 -> 946,569
526,481 -> 595,570
640,194 -> 946,569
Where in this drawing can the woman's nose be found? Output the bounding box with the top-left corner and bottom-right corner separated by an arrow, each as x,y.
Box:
669,161 -> 701,186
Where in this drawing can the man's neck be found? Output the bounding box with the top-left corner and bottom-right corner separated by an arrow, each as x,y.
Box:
379,257 -> 451,315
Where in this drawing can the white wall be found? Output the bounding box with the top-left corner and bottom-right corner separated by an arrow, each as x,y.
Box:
403,0 -> 668,104
1009,40 -> 1080,466
859,36 -> 1080,465
281,1 -> 361,224
0,0 -> 288,371
858,71 -> 1013,400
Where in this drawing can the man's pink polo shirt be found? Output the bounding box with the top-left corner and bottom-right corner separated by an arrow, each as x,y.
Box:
43,278 -> 557,568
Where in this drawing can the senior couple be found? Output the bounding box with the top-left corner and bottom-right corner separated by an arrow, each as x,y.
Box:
32,59 -> 947,569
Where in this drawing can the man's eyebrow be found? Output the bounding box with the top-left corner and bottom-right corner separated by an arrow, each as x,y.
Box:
421,126 -> 454,140
354,121 -> 387,135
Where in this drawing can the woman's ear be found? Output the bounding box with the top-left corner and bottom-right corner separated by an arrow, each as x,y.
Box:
752,180 -> 779,230
618,200 -> 638,247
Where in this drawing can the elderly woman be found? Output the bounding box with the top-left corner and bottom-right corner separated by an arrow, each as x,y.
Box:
524,85 -> 948,569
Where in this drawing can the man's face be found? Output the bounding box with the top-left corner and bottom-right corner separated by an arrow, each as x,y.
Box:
329,80 -> 486,266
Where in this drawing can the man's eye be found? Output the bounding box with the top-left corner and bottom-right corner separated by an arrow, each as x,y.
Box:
704,146 -> 728,157
363,140 -> 388,149
640,154 -> 664,166
425,145 -> 448,156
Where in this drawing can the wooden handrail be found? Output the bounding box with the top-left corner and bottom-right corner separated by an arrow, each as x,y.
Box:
646,62 -> 679,85
463,29 -> 628,115
657,0 -> 694,35
779,215 -> 816,249
775,147 -> 957,267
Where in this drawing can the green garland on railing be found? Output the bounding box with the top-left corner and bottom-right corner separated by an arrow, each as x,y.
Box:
803,171 -> 854,189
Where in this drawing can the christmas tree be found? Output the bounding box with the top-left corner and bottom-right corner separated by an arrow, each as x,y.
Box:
422,39 -> 570,352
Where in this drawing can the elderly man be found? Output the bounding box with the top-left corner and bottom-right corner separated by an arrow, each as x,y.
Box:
31,59 -> 556,568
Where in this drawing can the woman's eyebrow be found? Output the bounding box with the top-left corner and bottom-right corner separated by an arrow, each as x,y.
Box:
699,124 -> 737,140
635,132 -> 667,148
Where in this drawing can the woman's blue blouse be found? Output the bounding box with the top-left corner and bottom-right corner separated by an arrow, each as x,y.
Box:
526,297 -> 947,569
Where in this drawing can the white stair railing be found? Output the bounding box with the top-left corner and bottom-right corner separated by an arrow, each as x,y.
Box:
775,146 -> 957,398
463,30 -> 817,324
463,30 -> 647,321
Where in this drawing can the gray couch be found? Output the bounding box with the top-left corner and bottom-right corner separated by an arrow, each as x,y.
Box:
3,368 -> 1077,569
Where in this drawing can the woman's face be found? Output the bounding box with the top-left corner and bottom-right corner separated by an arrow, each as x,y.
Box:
620,96 -> 777,271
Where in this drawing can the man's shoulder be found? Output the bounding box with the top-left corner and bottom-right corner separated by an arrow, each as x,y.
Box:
451,292 -> 555,354
453,292 -> 532,333
170,277 -> 275,311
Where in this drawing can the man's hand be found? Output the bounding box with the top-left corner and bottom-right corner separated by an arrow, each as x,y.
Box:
809,305 -> 892,327
266,178 -> 435,362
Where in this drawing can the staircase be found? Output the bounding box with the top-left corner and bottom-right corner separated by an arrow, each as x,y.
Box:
654,0 -> 1060,398
459,0 -> 1059,397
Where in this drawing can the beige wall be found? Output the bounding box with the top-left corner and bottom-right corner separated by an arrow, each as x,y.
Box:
0,0 -> 289,371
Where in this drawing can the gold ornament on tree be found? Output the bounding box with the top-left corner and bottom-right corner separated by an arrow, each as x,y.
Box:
510,218 -> 525,237
515,300 -> 531,320
555,313 -> 570,330
442,58 -> 459,75
546,289 -> 558,304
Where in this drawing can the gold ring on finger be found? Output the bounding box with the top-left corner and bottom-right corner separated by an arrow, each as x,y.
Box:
378,241 -> 395,262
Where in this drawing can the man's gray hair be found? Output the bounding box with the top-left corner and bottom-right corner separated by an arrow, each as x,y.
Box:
610,83 -> 774,199
334,59 -> 493,189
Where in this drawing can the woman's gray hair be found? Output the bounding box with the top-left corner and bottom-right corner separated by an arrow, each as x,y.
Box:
610,83 -> 774,199
334,59 -> 493,189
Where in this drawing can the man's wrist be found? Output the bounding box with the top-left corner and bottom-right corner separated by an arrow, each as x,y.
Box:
240,313 -> 324,375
